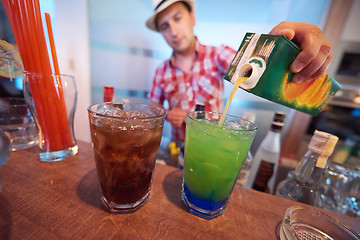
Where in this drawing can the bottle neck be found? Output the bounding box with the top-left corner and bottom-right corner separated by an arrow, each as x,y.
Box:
293,150 -> 326,186
270,122 -> 283,132
261,129 -> 282,152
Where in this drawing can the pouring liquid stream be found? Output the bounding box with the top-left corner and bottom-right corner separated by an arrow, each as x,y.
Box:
218,77 -> 249,127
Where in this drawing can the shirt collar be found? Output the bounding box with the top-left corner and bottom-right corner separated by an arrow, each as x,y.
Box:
169,37 -> 206,68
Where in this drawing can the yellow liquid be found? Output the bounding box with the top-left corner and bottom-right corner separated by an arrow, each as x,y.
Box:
218,77 -> 248,127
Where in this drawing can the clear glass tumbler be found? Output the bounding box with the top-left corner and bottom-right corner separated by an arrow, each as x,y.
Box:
23,72 -> 78,162
0,97 -> 38,150
181,111 -> 257,219
317,161 -> 353,214
88,102 -> 165,213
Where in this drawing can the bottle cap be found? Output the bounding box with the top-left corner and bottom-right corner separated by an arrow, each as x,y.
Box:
308,130 -> 339,168
271,121 -> 283,132
270,112 -> 285,132
273,111 -> 285,123
103,86 -> 114,102
309,130 -> 338,155
195,104 -> 205,111
237,56 -> 267,90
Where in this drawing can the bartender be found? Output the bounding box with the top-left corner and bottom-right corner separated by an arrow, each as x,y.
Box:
146,0 -> 332,141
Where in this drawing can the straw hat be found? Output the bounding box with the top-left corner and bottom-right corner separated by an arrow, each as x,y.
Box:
146,0 -> 196,31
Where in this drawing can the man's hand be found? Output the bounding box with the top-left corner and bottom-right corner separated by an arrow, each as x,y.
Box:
167,108 -> 188,128
269,21 -> 332,83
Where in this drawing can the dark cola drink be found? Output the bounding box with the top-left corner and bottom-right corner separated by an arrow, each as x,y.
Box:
88,103 -> 165,212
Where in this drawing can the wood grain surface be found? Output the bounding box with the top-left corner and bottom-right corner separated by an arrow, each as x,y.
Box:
0,141 -> 359,240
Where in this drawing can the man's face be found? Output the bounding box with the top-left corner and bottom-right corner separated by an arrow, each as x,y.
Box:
156,2 -> 196,54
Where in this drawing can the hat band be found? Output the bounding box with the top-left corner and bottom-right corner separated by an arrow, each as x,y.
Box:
155,0 -> 167,10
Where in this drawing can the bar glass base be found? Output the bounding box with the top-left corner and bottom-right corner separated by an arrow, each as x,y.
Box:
11,137 -> 38,151
181,185 -> 226,220
101,190 -> 151,213
39,145 -> 78,162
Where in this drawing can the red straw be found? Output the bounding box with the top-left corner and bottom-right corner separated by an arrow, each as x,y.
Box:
45,13 -> 59,75
44,12 -> 73,147
2,0 -> 74,150
22,0 -> 62,149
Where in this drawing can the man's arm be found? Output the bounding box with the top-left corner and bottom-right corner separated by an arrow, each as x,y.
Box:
166,108 -> 188,128
269,21 -> 332,83
151,101 -> 186,129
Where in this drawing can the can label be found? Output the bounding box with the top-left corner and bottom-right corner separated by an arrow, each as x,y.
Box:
224,33 -> 341,116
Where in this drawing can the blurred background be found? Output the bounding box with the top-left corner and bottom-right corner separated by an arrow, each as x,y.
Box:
0,0 -> 359,162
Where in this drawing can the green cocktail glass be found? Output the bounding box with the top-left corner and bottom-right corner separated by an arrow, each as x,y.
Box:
181,111 -> 257,219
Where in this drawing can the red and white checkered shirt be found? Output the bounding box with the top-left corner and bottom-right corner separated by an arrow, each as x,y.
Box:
150,39 -> 236,141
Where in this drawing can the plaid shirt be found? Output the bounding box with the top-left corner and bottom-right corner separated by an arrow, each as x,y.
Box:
150,39 -> 236,141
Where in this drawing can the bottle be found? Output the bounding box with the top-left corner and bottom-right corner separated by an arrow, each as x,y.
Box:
246,112 -> 285,194
103,86 -> 114,102
275,130 -> 338,206
332,136 -> 356,165
237,112 -> 256,187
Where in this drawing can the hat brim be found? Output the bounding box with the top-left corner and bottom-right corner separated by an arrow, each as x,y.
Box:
146,0 -> 196,32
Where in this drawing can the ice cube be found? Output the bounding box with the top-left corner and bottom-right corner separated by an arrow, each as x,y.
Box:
126,155 -> 141,174
223,121 -> 242,130
95,131 -> 107,152
132,129 -> 152,147
129,124 -> 145,131
126,111 -> 149,119
102,108 -> 127,118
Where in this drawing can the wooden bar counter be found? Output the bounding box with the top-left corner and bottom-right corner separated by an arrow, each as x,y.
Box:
0,141 -> 359,239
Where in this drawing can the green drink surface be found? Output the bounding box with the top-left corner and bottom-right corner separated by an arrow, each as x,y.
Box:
184,119 -> 254,202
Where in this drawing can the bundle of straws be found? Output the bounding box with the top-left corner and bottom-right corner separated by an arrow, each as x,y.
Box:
2,0 -> 73,151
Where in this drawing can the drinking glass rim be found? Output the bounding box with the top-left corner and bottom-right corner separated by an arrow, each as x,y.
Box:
87,102 -> 166,120
280,205 -> 360,239
187,111 -> 257,132
23,71 -> 75,79
0,97 -> 28,107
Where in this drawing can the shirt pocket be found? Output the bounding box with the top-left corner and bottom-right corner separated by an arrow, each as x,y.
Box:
164,82 -> 190,108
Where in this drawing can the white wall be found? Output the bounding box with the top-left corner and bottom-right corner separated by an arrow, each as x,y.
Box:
54,0 -> 91,142
341,0 -> 360,42
327,0 -> 360,77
